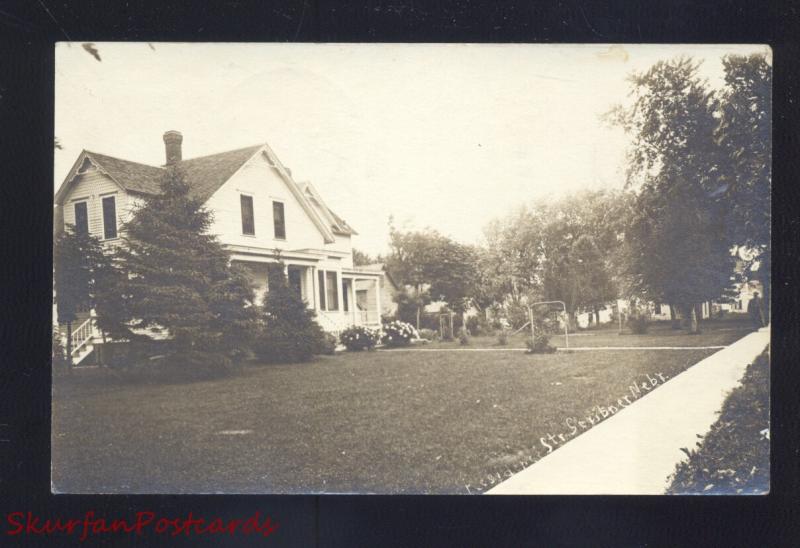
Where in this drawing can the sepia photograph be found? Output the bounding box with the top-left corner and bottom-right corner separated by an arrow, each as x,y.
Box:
51,42 -> 771,495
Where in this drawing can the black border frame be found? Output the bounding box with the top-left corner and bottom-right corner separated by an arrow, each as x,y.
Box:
1,1 -> 798,546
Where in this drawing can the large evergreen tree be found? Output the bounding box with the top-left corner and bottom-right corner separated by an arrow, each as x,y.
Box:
114,167 -> 259,369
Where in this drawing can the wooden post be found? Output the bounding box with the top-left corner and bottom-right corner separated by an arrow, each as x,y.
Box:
528,307 -> 535,344
374,276 -> 382,325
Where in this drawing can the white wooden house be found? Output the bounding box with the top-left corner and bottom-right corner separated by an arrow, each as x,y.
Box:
54,131 -> 384,363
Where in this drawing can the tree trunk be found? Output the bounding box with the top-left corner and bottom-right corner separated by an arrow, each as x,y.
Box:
760,275 -> 770,325
669,303 -> 680,329
688,305 -> 699,334
594,305 -> 600,326
568,311 -> 578,333
415,284 -> 422,330
65,320 -> 73,374
694,303 -> 703,323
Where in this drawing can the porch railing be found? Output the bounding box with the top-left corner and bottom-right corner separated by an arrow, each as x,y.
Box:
70,316 -> 94,358
316,312 -> 341,339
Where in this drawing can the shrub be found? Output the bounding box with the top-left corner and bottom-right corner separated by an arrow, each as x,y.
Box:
254,265 -> 327,364
627,313 -> 650,334
52,327 -> 68,373
340,325 -> 380,351
525,332 -> 556,354
163,350 -> 236,380
315,332 -> 338,355
381,320 -> 416,347
506,302 -> 531,330
496,330 -> 508,346
465,316 -> 480,335
112,348 -> 237,382
458,328 -> 470,346
418,328 -> 439,341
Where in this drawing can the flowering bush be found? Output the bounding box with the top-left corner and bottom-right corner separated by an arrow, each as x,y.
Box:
340,325 -> 380,351
381,320 -> 417,347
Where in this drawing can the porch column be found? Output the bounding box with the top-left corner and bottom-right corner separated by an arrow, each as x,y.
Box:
305,267 -> 314,309
374,276 -> 382,324
336,270 -> 343,317
351,279 -> 357,325
311,266 -> 318,311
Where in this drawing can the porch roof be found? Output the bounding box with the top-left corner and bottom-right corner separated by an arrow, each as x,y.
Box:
342,267 -> 383,279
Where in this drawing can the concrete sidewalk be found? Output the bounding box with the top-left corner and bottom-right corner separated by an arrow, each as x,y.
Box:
487,327 -> 770,495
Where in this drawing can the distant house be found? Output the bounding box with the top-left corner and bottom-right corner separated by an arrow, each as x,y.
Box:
357,263 -> 401,318
54,131 -> 384,363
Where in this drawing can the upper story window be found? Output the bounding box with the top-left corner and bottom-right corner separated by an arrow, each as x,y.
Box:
102,195 -> 117,239
273,201 -> 286,239
240,194 -> 255,235
73,201 -> 89,235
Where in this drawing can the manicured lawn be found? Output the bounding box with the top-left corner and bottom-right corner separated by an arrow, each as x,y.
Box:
425,318 -> 755,350
52,324 -> 748,494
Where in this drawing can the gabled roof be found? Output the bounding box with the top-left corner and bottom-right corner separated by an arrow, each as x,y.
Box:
175,145 -> 264,202
83,151 -> 165,195
298,181 -> 357,236
54,142 -> 355,243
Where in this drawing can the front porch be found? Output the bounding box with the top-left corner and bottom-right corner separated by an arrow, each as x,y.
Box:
229,246 -> 384,335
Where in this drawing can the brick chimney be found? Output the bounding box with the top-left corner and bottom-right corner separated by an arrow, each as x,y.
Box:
163,130 -> 183,165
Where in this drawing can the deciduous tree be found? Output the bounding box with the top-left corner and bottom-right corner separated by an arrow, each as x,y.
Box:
609,57 -> 737,333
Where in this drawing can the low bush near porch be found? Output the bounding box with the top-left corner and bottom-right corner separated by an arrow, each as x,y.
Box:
340,325 -> 380,351
381,320 -> 416,347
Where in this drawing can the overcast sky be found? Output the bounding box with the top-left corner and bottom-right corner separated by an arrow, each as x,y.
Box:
55,43 -> 767,255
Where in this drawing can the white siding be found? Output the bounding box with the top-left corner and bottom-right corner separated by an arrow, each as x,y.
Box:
328,234 -> 354,268
205,153 -> 330,252
379,278 -> 398,316
60,167 -> 132,240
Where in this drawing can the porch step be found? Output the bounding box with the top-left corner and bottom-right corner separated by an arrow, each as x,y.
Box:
72,344 -> 96,366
